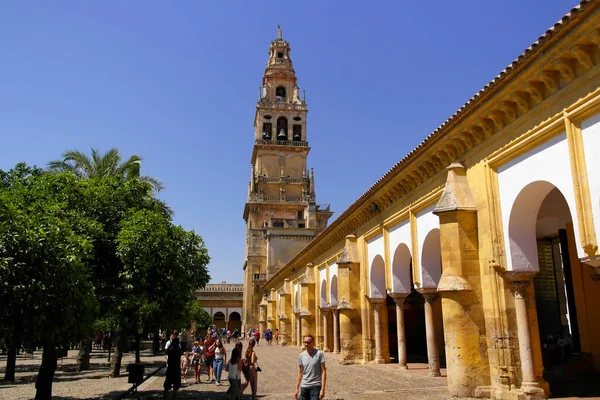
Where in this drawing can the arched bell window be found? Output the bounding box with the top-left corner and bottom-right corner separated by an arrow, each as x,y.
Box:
293,125 -> 302,141
277,117 -> 288,140
276,86 -> 286,100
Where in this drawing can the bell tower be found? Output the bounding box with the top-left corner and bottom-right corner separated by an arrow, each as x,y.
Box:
242,28 -> 333,332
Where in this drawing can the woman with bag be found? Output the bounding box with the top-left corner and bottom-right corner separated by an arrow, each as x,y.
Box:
240,339 -> 259,400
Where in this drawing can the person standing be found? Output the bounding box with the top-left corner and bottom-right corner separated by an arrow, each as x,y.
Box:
227,345 -> 242,400
191,341 -> 204,384
213,339 -> 227,386
295,334 -> 326,400
204,335 -> 216,382
240,339 -> 258,400
164,331 -> 183,399
253,328 -> 261,346
274,328 -> 279,345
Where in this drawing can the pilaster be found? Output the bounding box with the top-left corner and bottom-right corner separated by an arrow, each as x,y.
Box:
433,162 -> 491,396
278,279 -> 292,346
336,235 -> 362,364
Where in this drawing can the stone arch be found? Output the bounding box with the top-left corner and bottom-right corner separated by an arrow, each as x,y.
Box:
370,254 -> 386,298
391,243 -> 412,294
330,275 -> 338,306
420,229 -> 441,289
229,311 -> 241,332
213,311 -> 226,329
508,180 -> 572,272
320,279 -> 327,307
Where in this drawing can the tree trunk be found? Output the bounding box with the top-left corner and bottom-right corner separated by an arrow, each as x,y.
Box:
3,330 -> 20,382
107,332 -> 112,363
109,332 -> 126,378
34,345 -> 57,400
152,330 -> 160,355
135,333 -> 141,364
76,337 -> 92,371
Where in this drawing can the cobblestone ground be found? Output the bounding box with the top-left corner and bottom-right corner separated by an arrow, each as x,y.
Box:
0,348 -> 166,400
130,342 -> 457,400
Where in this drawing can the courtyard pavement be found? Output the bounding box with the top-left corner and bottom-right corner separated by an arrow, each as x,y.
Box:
129,341 -> 454,400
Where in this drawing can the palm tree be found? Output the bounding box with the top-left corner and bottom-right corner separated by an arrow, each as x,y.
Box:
48,148 -> 163,192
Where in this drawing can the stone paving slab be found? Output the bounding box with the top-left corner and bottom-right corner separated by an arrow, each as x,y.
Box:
0,349 -> 166,400
127,342 -> 459,400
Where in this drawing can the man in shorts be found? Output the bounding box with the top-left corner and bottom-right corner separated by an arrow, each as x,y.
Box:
295,334 -> 326,400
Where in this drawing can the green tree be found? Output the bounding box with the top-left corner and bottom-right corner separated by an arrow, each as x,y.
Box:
47,148 -> 163,192
0,166 -> 97,399
116,209 -> 210,363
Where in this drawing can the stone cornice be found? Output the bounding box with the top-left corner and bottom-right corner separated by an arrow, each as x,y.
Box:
263,1 -> 599,290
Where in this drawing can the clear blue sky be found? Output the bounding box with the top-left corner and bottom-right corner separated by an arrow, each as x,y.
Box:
0,0 -> 577,284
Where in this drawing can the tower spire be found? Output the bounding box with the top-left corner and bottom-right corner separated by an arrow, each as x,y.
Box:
277,24 -> 282,40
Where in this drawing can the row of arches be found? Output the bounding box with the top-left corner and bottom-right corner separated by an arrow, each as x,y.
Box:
211,311 -> 241,331
362,180 -> 593,395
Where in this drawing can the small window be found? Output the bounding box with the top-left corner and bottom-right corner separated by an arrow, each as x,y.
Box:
298,223 -> 305,229
264,115 -> 272,120
277,52 -> 283,58
293,116 -> 302,121
297,210 -> 303,219
273,221 -> 284,228
276,86 -> 286,99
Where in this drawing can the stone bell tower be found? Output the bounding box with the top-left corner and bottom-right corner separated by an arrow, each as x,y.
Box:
242,27 -> 333,332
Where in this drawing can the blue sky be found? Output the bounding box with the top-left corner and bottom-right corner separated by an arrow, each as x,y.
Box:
0,0 -> 577,284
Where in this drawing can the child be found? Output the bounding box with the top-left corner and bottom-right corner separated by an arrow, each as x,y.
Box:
181,352 -> 191,383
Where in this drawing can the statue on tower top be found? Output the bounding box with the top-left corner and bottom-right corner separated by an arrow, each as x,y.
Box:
277,24 -> 282,40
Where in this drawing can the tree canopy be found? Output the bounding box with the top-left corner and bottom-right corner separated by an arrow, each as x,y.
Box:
0,160 -> 210,398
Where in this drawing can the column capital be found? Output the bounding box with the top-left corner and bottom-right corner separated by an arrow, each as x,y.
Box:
503,271 -> 536,299
390,293 -> 408,308
369,297 -> 385,306
417,288 -> 437,304
320,307 -> 330,315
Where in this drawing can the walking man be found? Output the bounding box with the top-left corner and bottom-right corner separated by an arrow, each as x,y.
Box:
294,334 -> 326,400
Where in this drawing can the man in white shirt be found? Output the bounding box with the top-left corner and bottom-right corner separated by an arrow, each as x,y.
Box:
295,334 -> 326,400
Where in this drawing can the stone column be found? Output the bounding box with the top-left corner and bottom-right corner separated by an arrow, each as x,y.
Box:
391,294 -> 408,369
422,292 -> 441,377
506,274 -> 545,399
322,308 -> 331,352
370,298 -> 385,364
278,280 -> 292,346
332,308 -> 340,354
296,313 -> 302,347
258,303 -> 267,337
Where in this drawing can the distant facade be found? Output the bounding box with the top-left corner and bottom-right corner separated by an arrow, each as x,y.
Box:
195,281 -> 243,332
246,3 -> 600,400
241,29 -> 333,333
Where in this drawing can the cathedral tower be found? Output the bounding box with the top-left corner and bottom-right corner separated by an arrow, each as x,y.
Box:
242,28 -> 333,332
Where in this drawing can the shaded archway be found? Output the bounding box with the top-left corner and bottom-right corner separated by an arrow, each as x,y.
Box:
213,311 -> 226,330
388,243 -> 416,364
330,275 -> 338,306
392,243 -> 411,294
370,254 -> 386,298
229,312 -> 242,333
421,229 -> 441,289
419,228 -> 445,368
508,182 -> 597,396
320,280 -> 327,307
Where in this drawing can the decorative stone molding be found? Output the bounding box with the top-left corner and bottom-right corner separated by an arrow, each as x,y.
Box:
337,298 -> 353,310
